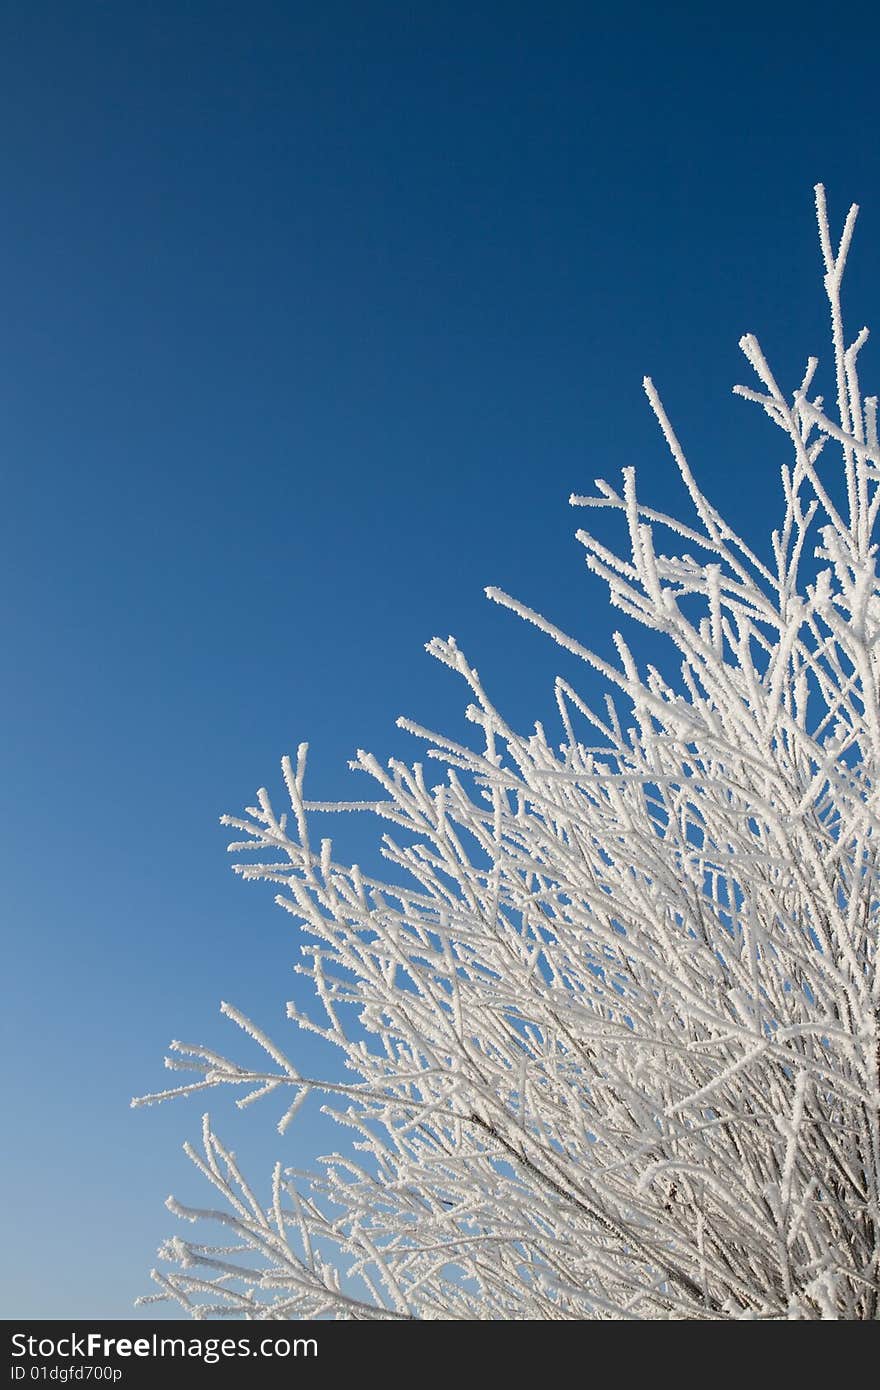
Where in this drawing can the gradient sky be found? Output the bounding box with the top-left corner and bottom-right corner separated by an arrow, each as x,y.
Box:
3,1 -> 880,1318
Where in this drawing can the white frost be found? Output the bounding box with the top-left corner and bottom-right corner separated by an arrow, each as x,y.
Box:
135,186 -> 880,1320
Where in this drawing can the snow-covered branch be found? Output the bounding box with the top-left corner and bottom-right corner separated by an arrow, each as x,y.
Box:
136,186 -> 880,1319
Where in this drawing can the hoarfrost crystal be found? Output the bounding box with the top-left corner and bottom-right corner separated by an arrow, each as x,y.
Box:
135,187 -> 880,1319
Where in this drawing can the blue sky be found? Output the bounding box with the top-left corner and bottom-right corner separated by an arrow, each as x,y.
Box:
2,1 -> 879,1317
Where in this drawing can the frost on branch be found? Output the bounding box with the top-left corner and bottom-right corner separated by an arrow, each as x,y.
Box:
135,187 -> 880,1319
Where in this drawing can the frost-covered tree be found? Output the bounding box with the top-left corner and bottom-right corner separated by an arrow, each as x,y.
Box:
136,187 -> 880,1319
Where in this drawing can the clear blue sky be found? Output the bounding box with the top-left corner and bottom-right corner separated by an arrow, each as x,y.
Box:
2,1 -> 879,1318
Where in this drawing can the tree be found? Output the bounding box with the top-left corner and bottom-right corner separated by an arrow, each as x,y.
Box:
135,187 -> 880,1320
